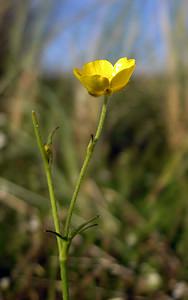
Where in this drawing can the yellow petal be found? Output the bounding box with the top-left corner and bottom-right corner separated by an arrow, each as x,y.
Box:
73,57 -> 136,96
80,75 -> 110,97
82,60 -> 113,79
110,64 -> 135,92
73,68 -> 82,80
112,58 -> 135,76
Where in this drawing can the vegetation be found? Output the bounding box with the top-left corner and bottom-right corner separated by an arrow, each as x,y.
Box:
0,1 -> 188,299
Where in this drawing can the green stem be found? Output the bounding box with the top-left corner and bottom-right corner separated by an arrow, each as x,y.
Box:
32,111 -> 69,300
64,95 -> 109,236
61,241 -> 69,300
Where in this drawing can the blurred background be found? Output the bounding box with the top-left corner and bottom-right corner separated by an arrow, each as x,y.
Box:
0,0 -> 188,299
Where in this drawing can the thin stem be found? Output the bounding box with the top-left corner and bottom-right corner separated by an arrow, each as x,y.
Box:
32,111 -> 69,300
64,95 -> 109,237
61,241 -> 69,300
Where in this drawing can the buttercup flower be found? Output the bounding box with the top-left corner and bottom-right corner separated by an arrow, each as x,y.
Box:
73,57 -> 136,97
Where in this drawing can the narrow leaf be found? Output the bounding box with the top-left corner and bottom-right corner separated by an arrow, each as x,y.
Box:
46,230 -> 68,241
70,215 -> 100,240
78,223 -> 98,235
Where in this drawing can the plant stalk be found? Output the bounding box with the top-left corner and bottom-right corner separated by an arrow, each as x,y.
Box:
64,95 -> 109,237
32,111 -> 69,300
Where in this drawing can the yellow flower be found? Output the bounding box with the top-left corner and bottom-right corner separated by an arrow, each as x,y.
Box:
73,57 -> 136,97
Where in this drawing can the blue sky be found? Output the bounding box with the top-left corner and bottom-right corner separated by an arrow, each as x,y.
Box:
38,0 -> 181,75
